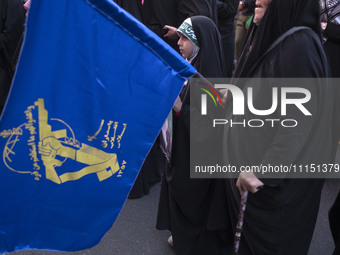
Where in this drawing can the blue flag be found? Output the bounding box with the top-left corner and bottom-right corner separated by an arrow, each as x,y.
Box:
0,0 -> 195,252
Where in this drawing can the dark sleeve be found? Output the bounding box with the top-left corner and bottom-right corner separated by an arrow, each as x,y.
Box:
243,0 -> 256,12
258,96 -> 317,187
178,0 -> 202,21
178,77 -> 223,142
114,0 -> 144,23
0,0 -> 25,61
216,0 -> 238,20
324,22 -> 340,43
0,0 -> 7,48
178,102 -> 190,132
178,0 -> 217,24
258,32 -> 329,187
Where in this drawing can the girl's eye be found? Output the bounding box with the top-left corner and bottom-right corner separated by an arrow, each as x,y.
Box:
180,35 -> 187,41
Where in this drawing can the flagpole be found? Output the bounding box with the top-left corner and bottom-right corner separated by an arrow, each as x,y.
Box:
233,191 -> 248,255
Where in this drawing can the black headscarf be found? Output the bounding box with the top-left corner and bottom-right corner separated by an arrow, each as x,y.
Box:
190,15 -> 226,78
234,0 -> 322,78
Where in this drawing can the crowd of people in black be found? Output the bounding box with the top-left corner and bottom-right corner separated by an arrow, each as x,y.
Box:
1,0 -> 340,254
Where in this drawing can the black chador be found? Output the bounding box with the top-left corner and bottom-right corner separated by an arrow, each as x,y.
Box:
208,0 -> 335,254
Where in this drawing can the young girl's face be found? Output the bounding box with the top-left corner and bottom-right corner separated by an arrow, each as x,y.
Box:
177,33 -> 194,60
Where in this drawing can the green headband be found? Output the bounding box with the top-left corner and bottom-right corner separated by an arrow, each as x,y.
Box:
177,20 -> 199,47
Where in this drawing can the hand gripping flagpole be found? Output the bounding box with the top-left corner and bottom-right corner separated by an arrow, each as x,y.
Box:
233,191 -> 248,255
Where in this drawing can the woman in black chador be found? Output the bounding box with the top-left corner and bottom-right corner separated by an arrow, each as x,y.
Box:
210,0 -> 335,254
114,0 -> 165,199
156,16 -> 229,255
0,0 -> 25,113
320,3 -> 340,253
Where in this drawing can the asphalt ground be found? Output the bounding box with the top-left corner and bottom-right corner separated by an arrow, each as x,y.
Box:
7,149 -> 340,255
